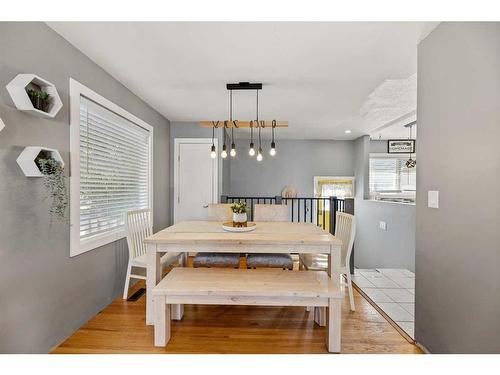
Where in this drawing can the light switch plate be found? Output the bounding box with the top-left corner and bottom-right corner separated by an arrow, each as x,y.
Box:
428,190 -> 439,208
379,221 -> 387,230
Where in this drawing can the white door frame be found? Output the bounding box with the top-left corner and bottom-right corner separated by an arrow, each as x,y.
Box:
174,138 -> 219,223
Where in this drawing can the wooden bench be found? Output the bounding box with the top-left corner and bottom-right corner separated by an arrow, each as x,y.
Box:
152,268 -> 343,352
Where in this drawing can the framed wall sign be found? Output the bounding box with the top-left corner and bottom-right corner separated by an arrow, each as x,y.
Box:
387,139 -> 415,154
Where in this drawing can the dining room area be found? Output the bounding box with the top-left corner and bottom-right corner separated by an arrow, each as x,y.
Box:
2,6 -> 500,372
52,202 -> 420,354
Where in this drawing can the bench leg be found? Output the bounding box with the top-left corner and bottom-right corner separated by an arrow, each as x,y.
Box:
154,296 -> 171,347
171,253 -> 187,321
314,307 -> 327,326
326,298 -> 341,353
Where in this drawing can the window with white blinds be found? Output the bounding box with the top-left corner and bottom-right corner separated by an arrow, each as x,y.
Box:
70,79 -> 153,256
369,155 -> 416,202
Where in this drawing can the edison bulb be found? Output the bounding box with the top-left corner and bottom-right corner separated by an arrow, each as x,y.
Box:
221,150 -> 227,158
230,148 -> 236,157
256,151 -> 263,162
269,141 -> 276,156
210,145 -> 216,159
249,142 -> 255,156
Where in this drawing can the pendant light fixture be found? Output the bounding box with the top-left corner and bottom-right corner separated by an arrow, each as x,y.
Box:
249,89 -> 259,157
249,121 -> 255,156
210,121 -> 219,159
269,119 -> 277,156
229,89 -> 236,157
221,121 -> 228,158
256,120 -> 263,162
203,82 -> 288,160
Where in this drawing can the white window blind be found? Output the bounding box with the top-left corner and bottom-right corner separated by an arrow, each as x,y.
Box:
78,97 -> 152,247
369,155 -> 416,195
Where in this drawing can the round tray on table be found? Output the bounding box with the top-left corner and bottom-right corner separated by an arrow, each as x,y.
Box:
222,222 -> 257,232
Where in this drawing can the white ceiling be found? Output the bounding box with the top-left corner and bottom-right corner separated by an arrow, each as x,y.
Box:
48,22 -> 437,140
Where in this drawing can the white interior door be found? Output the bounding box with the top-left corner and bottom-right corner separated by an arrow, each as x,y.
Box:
174,138 -> 218,223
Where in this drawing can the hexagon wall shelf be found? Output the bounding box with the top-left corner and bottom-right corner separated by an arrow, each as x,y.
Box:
0,117 -> 4,133
16,146 -> 64,177
6,74 -> 63,118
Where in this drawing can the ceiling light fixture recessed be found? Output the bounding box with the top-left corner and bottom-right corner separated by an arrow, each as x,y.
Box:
345,130 -> 352,134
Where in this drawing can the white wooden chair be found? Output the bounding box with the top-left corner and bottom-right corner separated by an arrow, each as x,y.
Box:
253,203 -> 289,222
299,211 -> 356,311
193,204 -> 240,268
123,209 -> 182,299
247,204 -> 293,270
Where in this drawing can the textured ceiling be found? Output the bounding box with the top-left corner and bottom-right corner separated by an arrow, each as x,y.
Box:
48,22 -> 437,139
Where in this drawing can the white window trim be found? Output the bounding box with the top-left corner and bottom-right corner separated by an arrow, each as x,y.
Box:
69,78 -> 154,257
313,176 -> 355,198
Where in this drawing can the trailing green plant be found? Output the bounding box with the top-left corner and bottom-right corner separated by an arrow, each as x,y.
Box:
230,202 -> 248,214
26,88 -> 51,112
36,153 -> 68,221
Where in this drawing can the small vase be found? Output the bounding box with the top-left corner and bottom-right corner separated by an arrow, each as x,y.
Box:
233,212 -> 247,227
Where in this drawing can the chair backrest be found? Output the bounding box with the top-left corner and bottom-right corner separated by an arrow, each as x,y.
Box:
253,204 -> 289,222
207,203 -> 232,221
125,208 -> 152,260
334,212 -> 356,268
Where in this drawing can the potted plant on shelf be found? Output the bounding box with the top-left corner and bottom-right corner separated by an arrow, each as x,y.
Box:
230,202 -> 248,227
27,89 -> 51,112
35,150 -> 67,221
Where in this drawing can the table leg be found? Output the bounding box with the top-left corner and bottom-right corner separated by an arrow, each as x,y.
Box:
326,243 -> 342,351
326,297 -> 341,353
314,306 -> 326,326
328,243 -> 341,285
146,243 -> 161,326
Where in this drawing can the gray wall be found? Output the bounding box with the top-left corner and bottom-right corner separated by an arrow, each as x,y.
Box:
353,136 -> 416,271
230,140 -> 355,196
169,121 -> 230,222
415,22 -> 500,353
0,22 -> 171,353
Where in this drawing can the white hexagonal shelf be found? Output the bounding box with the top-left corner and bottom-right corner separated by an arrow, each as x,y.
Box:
6,74 -> 63,118
0,117 -> 4,133
16,146 -> 65,177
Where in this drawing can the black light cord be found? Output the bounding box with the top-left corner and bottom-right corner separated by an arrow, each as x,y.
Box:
230,90 -> 234,146
256,89 -> 259,122
211,121 -> 219,146
271,119 -> 276,143
223,121 -> 227,148
258,121 -> 262,150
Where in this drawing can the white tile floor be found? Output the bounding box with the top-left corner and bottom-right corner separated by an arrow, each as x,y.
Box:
353,268 -> 415,339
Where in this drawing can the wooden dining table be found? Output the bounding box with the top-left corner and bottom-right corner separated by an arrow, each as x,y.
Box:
144,220 -> 342,326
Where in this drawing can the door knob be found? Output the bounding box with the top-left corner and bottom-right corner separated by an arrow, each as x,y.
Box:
203,205 -> 209,208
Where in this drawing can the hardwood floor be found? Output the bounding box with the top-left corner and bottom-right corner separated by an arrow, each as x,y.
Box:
52,260 -> 422,354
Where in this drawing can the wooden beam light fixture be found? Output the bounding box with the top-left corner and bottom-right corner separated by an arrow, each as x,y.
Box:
204,82 -> 285,160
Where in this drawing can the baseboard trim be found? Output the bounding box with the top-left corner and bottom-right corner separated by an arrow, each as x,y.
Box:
416,342 -> 431,354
